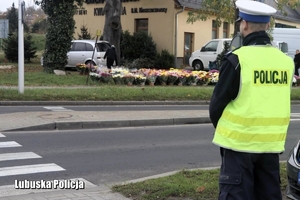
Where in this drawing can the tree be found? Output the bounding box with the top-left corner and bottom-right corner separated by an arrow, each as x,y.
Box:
2,33 -> 18,62
2,33 -> 37,63
103,0 -> 122,67
77,24 -> 93,39
6,3 -> 18,33
216,41 -> 230,69
34,0 -> 84,73
24,34 -> 37,62
187,0 -> 300,36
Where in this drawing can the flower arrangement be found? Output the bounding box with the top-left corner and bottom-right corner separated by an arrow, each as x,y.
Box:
76,63 -> 98,75
147,76 -> 157,86
186,73 -> 198,86
135,75 -> 147,86
87,67 -> 220,86
76,63 -> 88,75
112,74 -> 122,85
89,72 -> 100,82
122,74 -> 135,86
100,72 -> 113,83
141,69 -> 158,86
208,70 -> 219,85
167,69 -> 179,85
156,70 -> 169,86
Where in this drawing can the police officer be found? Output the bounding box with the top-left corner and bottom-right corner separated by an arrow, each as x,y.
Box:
209,1 -> 294,199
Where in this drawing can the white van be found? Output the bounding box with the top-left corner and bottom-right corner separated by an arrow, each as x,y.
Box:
189,38 -> 232,70
272,40 -> 288,55
272,28 -> 300,59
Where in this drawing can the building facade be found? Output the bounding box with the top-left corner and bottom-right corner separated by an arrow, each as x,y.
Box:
73,0 -> 300,67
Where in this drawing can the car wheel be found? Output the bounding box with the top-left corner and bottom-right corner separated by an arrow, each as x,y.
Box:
193,61 -> 203,71
85,61 -> 96,66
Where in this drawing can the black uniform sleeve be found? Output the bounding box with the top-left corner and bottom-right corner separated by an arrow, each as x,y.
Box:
209,55 -> 240,128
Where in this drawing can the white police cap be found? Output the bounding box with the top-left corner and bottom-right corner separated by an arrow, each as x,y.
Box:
236,0 -> 277,23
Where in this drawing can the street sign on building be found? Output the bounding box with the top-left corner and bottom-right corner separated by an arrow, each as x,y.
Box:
0,19 -> 9,39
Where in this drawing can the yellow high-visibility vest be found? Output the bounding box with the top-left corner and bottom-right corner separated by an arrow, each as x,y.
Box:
212,45 -> 294,153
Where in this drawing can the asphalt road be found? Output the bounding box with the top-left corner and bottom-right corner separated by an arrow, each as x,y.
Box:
1,121 -> 299,187
2,104 -> 300,115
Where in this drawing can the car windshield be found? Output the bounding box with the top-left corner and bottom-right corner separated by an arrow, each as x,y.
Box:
96,43 -> 110,52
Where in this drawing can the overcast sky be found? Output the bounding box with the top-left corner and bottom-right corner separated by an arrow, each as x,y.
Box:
0,0 -> 38,12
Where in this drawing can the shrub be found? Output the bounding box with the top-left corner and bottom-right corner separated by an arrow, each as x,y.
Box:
121,30 -> 157,61
131,58 -> 156,69
155,49 -> 175,69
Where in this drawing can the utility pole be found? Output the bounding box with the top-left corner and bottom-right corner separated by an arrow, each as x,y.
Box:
18,0 -> 25,94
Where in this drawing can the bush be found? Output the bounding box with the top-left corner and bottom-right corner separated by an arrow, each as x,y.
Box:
31,34 -> 46,51
121,30 -> 157,61
155,49 -> 175,69
131,58 -> 156,69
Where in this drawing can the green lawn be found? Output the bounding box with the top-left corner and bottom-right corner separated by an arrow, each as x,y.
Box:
112,162 -> 288,200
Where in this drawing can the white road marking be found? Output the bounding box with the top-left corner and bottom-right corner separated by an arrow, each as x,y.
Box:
0,152 -> 41,162
0,142 -> 22,148
0,133 -> 5,137
0,163 -> 65,177
291,113 -> 300,117
43,106 -> 73,112
290,119 -> 300,121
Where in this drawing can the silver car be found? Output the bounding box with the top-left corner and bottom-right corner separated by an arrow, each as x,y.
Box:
41,40 -> 111,68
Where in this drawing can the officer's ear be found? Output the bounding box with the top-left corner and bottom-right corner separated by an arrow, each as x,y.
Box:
266,22 -> 270,30
240,20 -> 248,31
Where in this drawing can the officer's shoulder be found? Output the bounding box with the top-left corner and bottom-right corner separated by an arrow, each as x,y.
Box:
224,49 -> 240,68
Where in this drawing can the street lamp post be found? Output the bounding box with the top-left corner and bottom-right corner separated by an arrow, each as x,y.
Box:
18,0 -> 25,94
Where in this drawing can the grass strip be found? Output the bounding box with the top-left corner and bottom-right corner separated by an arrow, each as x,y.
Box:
112,162 -> 287,200
0,86 -> 214,101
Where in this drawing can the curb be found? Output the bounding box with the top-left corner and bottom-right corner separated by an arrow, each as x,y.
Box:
3,117 -> 211,132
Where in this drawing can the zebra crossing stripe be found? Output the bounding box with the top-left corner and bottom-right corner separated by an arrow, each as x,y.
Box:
0,152 -> 42,162
0,163 -> 65,177
0,142 -> 22,148
0,133 -> 5,137
43,106 -> 73,112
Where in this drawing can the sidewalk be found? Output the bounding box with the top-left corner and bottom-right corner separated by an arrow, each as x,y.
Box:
0,101 -> 210,132
0,101 -> 210,200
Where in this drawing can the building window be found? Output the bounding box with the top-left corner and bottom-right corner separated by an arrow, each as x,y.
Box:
223,22 -> 229,38
135,19 -> 148,33
275,23 -> 296,28
212,20 -> 218,39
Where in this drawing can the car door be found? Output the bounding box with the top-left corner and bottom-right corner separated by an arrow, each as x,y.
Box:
67,42 -> 87,67
199,41 -> 219,69
96,42 -> 111,65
